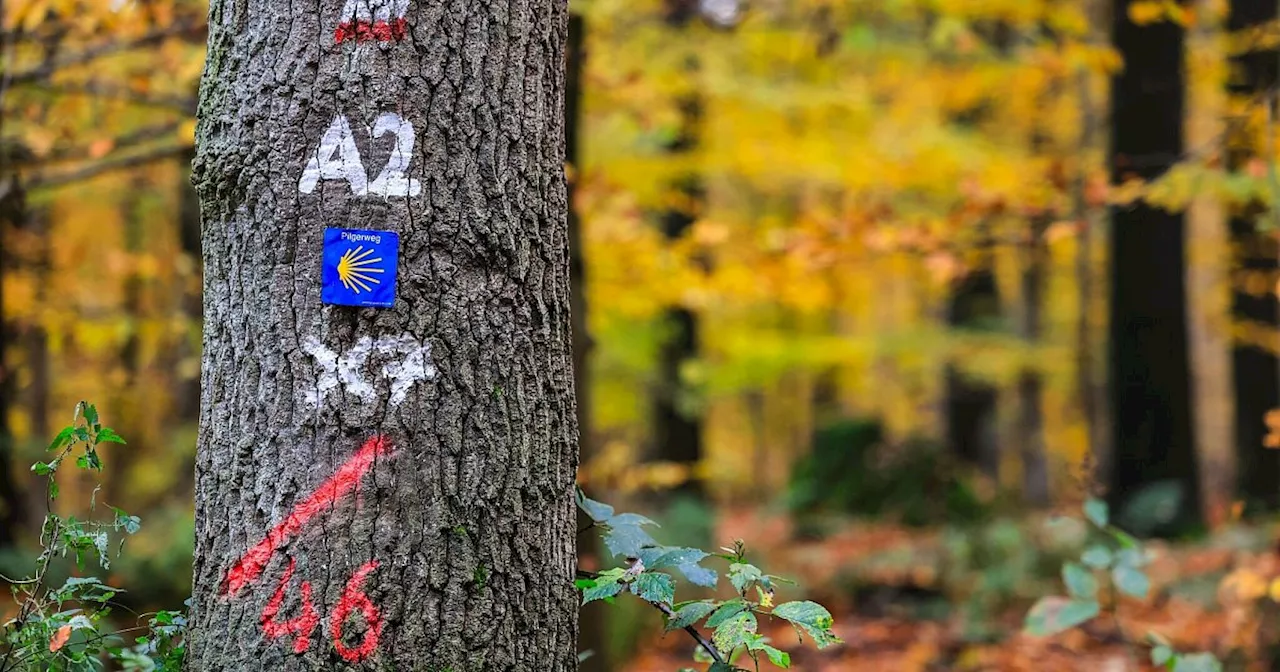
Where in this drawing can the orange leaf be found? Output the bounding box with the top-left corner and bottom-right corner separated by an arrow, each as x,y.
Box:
49,625 -> 71,652
88,138 -> 114,159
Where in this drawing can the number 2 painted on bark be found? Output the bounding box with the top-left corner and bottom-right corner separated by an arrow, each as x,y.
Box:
366,113 -> 418,198
298,114 -> 421,198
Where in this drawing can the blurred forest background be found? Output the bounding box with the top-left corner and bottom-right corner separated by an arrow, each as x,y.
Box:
10,0 -> 1280,669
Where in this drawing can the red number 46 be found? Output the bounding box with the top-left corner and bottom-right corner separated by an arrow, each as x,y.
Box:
262,559 -> 383,662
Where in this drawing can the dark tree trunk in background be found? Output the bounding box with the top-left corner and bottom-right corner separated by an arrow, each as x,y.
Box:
0,175 -> 26,548
567,14 -> 612,672
178,144 -> 204,423
1108,0 -> 1202,531
1229,0 -> 1280,512
187,2 -> 578,670
1016,216 -> 1051,506
944,254 -> 1001,478
652,3 -> 706,495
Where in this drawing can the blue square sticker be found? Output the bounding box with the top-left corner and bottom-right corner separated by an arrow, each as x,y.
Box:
321,227 -> 399,308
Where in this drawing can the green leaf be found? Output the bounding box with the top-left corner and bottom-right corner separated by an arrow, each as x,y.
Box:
771,600 -> 840,648
1112,528 -> 1141,549
48,426 -> 75,452
729,563 -> 763,595
1062,563 -> 1097,600
635,546 -> 719,588
602,521 -> 657,558
1112,565 -> 1150,599
712,611 -> 757,655
666,600 -> 717,631
648,547 -> 708,571
31,462 -> 54,476
577,490 -> 614,521
110,507 -> 141,535
96,427 -> 126,445
1152,645 -> 1174,666
574,578 -> 597,591
1084,498 -> 1109,528
706,599 -> 750,628
629,572 -> 675,605
607,512 -> 657,527
678,562 -> 718,588
1172,653 -> 1222,672
83,404 -> 99,430
582,580 -> 625,605
760,643 -> 790,668
1081,545 -> 1113,570
1023,596 -> 1100,636
709,663 -> 738,672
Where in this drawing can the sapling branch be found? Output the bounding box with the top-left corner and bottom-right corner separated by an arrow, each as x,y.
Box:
576,569 -> 727,665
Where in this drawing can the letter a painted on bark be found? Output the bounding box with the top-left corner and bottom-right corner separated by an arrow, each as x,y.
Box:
299,115 -> 368,196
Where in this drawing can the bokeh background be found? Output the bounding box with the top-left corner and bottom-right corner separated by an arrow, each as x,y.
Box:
7,0 -> 1280,669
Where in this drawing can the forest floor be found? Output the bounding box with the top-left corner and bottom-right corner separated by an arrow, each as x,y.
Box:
619,508 -> 1278,671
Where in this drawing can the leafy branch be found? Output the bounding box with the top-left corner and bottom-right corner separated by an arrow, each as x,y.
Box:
1023,498 -> 1220,672
575,490 -> 841,671
0,403 -> 185,672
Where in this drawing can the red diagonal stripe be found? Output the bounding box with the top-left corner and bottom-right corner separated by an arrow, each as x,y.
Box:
223,435 -> 391,596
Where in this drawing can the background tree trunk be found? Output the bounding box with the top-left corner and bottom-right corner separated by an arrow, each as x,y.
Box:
187,2 -> 579,670
567,13 -> 613,672
944,252 -> 1001,478
0,175 -> 27,548
1228,0 -> 1280,512
1108,0 -> 1203,532
1185,0 -> 1235,527
652,0 -> 706,497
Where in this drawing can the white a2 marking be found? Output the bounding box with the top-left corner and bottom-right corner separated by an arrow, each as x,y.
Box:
298,113 -> 421,198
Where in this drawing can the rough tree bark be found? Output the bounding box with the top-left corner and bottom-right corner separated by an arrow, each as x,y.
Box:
187,2 -> 578,670
1108,0 -> 1202,531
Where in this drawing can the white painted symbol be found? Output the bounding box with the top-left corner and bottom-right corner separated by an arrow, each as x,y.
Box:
301,334 -> 436,407
298,113 -> 421,198
366,113 -> 419,198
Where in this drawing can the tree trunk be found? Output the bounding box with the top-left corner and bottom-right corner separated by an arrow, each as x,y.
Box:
187,2 -> 579,670
944,253 -> 1001,478
1228,0 -> 1280,512
0,175 -> 26,548
1015,217 -> 1051,506
566,13 -> 612,672
652,3 -> 706,495
1108,0 -> 1202,532
1185,0 -> 1235,526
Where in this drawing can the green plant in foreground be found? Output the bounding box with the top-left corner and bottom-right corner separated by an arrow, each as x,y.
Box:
576,490 -> 841,671
0,402 -> 185,672
1023,498 -> 1219,672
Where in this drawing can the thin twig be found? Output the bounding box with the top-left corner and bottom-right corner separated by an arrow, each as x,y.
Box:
25,145 -> 191,190
6,23 -> 206,87
6,625 -> 151,669
576,569 -> 727,665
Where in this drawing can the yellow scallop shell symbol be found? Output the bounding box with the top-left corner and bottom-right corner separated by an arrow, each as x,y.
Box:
335,246 -> 385,294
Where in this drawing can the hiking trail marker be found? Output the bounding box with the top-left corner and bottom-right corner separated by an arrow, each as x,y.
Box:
322,227 -> 399,308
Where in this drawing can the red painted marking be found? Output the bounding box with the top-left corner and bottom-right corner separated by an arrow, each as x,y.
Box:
335,18 -> 408,43
223,435 -> 391,596
261,558 -> 320,653
331,560 -> 383,663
